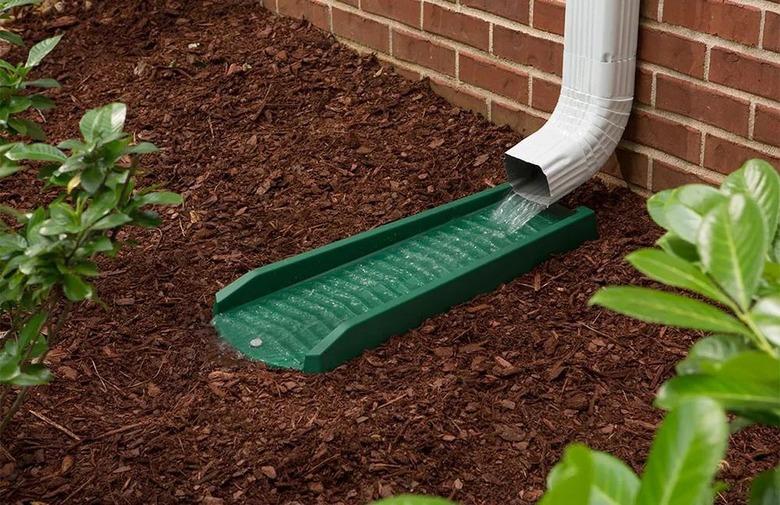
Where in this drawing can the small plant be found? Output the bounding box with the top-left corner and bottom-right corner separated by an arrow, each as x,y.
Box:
591,159 -> 780,425
0,0 -> 181,438
0,103 -> 182,437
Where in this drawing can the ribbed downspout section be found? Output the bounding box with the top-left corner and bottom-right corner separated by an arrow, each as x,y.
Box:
504,0 -> 641,205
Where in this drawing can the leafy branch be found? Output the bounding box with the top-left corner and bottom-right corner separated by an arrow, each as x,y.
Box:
0,1 -> 182,438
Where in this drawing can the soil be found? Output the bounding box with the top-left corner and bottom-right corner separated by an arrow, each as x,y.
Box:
0,1 -> 777,503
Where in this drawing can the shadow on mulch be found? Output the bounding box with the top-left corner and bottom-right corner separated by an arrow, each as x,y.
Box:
0,1 -> 777,503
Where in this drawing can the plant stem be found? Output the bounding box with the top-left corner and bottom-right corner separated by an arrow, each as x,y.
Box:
739,312 -> 776,356
0,388 -> 28,438
0,299 -> 71,441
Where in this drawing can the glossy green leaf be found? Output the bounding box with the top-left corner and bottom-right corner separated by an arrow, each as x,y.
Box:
18,311 -> 46,349
125,142 -> 158,154
677,334 -> 750,375
29,94 -> 54,110
7,95 -> 32,114
0,29 -> 23,46
538,445 -> 640,505
0,160 -> 22,178
26,34 -> 62,68
24,78 -> 61,89
540,444 -> 593,505
79,103 -> 126,143
656,232 -> 699,262
8,118 -> 45,141
648,190 -> 673,230
698,195 -> 767,311
7,143 -> 65,162
372,497 -> 456,505
662,193 -> 702,244
0,0 -> 41,13
658,352 -> 780,424
129,209 -> 161,228
0,351 -> 21,382
79,235 -> 114,255
765,262 -> 780,286
79,164 -> 104,194
62,273 -> 93,301
81,190 -> 120,227
590,451 -> 641,505
0,233 -> 25,256
750,467 -> 780,505
677,184 -> 727,214
627,249 -> 733,308
590,287 -> 751,336
91,212 -> 132,231
10,364 -> 51,386
636,398 -> 728,505
751,296 -> 780,347
722,160 -> 780,240
136,191 -> 182,206
664,185 -> 727,244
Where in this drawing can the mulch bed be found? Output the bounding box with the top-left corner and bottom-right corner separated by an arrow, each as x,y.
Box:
1,1 -> 777,503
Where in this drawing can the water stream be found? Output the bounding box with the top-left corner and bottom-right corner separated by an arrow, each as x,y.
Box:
490,191 -> 548,234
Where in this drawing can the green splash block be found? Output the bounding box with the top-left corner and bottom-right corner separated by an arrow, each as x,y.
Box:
213,184 -> 596,373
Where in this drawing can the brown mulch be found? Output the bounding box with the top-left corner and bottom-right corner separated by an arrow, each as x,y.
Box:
0,1 -> 777,503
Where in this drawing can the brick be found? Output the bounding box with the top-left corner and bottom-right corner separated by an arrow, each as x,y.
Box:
423,3 -> 489,51
493,26 -> 563,76
655,74 -> 750,135
332,8 -> 389,52
390,63 -> 422,82
533,0 -> 565,36
764,11 -> 780,52
704,135 -> 780,174
362,0 -> 420,28
638,28 -> 707,78
491,102 -> 546,137
462,0 -> 530,24
277,0 -> 330,30
652,161 -> 717,191
635,67 -> 653,106
709,48 -> 780,102
531,77 -> 560,112
753,105 -> 780,148
641,0 -> 659,20
602,148 -> 649,188
459,54 -> 529,103
392,29 -> 456,76
663,0 -> 762,47
428,79 -> 488,117
625,110 -> 702,163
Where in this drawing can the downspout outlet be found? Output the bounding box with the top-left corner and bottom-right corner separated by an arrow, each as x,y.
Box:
505,0 -> 641,206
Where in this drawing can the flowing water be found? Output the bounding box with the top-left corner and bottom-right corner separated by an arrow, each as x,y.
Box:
490,191 -> 548,234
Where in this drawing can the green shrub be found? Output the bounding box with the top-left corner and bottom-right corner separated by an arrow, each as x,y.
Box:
0,0 -> 182,436
591,159 -> 780,425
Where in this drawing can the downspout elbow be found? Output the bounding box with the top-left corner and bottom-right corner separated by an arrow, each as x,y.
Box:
504,0 -> 641,205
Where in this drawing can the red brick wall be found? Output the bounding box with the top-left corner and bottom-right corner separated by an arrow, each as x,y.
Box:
265,0 -> 780,193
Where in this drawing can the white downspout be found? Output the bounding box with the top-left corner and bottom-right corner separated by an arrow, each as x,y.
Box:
505,0 -> 641,205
